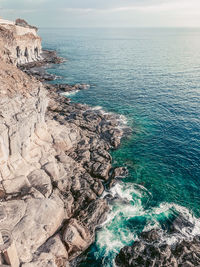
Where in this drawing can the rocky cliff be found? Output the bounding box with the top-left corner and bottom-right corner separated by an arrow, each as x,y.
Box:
0,18 -> 42,65
0,19 -> 128,266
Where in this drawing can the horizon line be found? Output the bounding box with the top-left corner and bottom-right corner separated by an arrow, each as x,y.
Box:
39,26 -> 200,29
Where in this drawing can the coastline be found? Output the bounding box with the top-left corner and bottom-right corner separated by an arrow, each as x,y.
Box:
0,22 -> 131,265
39,43 -> 200,267
25,50 -> 131,262
1,20 -> 200,267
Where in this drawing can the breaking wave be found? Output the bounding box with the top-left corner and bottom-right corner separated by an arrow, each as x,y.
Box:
60,90 -> 80,97
94,182 -> 200,266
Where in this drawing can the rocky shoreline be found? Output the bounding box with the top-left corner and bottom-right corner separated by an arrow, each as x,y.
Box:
19,49 -> 64,81
24,28 -> 200,267
20,50 -> 131,264
1,18 -> 199,267
0,21 -> 131,266
116,214 -> 200,267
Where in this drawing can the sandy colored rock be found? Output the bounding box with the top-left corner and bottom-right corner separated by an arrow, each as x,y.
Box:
2,175 -> 30,194
3,241 -> 20,267
12,197 -> 64,262
27,169 -> 52,198
22,235 -> 68,267
63,218 -> 93,259
63,199 -> 109,260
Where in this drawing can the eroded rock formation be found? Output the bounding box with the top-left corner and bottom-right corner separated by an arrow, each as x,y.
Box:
0,18 -> 42,65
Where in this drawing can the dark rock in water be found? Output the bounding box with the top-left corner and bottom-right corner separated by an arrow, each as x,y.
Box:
169,213 -> 194,234
23,67 -> 57,81
116,220 -> 200,267
50,83 -> 91,93
43,80 -> 131,260
140,229 -> 160,242
106,167 -> 128,189
108,178 -> 118,189
111,167 -> 128,179
74,83 -> 90,90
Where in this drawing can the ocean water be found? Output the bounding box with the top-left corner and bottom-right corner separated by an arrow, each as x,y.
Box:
39,28 -> 200,266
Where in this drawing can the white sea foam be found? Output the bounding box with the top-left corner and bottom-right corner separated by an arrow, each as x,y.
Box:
118,114 -> 128,125
90,106 -> 128,128
151,202 -> 200,245
97,182 -> 147,258
91,105 -> 103,111
96,181 -> 200,263
60,90 -> 79,97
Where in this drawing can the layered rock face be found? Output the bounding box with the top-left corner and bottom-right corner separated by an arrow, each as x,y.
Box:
0,18 -> 42,65
0,19 -> 128,266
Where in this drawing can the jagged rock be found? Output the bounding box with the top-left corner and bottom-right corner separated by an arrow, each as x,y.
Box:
0,200 -> 27,230
115,228 -> 200,267
43,162 -> 60,182
63,219 -> 92,260
0,19 -> 42,65
48,83 -> 90,93
15,19 -> 38,31
59,191 -> 74,219
2,175 -> 30,194
76,199 -> 109,230
91,179 -> 104,196
63,199 -> 109,260
48,120 -> 77,152
112,167 -> 128,179
1,240 -> 20,267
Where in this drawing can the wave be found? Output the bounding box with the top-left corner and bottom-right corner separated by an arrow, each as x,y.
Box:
60,90 -> 80,97
90,106 -> 129,134
95,181 -> 200,264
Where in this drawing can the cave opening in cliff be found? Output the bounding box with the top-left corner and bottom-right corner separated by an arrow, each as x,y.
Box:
24,47 -> 29,59
34,47 -> 38,57
16,46 -> 20,58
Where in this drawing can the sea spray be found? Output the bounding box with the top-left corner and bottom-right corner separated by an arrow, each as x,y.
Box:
89,182 -> 200,265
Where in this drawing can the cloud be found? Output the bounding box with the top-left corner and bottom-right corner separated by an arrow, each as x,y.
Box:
1,0 -> 200,28
54,0 -> 200,14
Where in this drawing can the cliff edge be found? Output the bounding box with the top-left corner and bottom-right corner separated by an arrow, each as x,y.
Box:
0,18 -> 42,65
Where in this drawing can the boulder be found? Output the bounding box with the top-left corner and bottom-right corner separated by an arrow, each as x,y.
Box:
43,162 -> 59,181
12,197 -> 64,262
2,175 -> 30,194
21,235 -> 68,267
63,199 -> 109,260
63,219 -> 92,260
27,169 -> 52,198
112,167 -> 128,179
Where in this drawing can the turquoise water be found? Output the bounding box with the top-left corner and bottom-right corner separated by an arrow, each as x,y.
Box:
40,28 -> 200,266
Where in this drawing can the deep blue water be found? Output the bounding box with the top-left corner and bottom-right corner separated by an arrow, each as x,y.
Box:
39,28 -> 200,266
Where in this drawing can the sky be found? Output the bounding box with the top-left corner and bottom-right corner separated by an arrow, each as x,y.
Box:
1,0 -> 200,28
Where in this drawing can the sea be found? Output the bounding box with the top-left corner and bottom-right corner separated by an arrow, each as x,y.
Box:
39,28 -> 200,266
